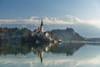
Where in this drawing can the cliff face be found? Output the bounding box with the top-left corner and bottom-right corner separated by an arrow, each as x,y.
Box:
51,28 -> 84,41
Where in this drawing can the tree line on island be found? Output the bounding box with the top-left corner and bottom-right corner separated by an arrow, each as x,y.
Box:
0,27 -> 31,43
0,27 -> 58,43
0,27 -> 100,43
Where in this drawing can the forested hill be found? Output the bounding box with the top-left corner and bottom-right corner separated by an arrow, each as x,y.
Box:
0,28 -> 55,43
51,28 -> 84,41
0,28 -> 31,42
0,27 -> 85,42
0,27 -> 100,43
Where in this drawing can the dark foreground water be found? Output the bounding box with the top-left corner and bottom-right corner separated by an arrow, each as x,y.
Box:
0,42 -> 100,67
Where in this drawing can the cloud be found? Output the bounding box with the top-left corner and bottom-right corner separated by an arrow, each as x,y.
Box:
77,19 -> 100,28
43,17 -> 73,24
1,55 -> 100,67
0,19 -> 17,24
0,16 -> 40,24
0,15 -> 100,28
65,15 -> 80,22
30,16 -> 39,20
64,15 -> 100,28
0,16 -> 73,25
75,56 -> 100,66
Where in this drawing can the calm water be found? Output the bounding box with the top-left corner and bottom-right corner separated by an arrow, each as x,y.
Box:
0,42 -> 100,67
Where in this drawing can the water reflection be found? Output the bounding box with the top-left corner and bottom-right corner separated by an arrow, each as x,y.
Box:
0,42 -> 85,63
0,42 -> 58,63
51,43 -> 84,56
0,42 -> 100,67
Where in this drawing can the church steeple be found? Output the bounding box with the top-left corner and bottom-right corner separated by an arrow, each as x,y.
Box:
40,19 -> 44,33
41,19 -> 43,26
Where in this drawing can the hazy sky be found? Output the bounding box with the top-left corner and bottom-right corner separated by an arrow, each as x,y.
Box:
0,0 -> 100,28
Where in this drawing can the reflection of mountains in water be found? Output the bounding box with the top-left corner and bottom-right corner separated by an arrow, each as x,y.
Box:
51,43 -> 100,56
0,42 -> 100,56
51,43 -> 84,56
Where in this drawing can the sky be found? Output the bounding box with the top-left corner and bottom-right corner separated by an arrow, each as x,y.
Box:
0,0 -> 100,29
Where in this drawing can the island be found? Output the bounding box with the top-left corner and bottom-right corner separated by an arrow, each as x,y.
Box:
0,20 -> 100,44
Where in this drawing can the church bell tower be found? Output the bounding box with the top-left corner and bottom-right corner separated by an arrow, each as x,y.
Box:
40,20 -> 44,33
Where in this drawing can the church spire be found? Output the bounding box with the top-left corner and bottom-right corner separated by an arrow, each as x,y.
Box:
40,19 -> 44,33
41,19 -> 43,26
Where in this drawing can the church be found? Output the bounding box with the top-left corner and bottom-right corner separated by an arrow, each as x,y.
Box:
34,20 -> 44,33
32,20 -> 50,38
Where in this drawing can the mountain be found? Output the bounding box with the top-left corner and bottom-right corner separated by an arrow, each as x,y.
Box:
51,28 -> 84,41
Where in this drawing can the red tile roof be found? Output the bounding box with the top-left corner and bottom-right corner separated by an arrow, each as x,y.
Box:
34,29 -> 40,32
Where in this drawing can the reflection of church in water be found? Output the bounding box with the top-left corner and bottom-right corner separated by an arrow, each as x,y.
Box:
31,20 -> 58,63
32,20 -> 44,63
32,47 -> 44,63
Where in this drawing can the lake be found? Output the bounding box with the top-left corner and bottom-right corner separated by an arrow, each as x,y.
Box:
0,42 -> 100,67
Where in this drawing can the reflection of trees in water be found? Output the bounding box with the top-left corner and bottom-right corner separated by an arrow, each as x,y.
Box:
0,42 -> 49,55
1,42 -> 99,63
0,42 -> 49,63
0,42 -> 30,55
0,41 -> 92,57
51,43 -> 84,56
